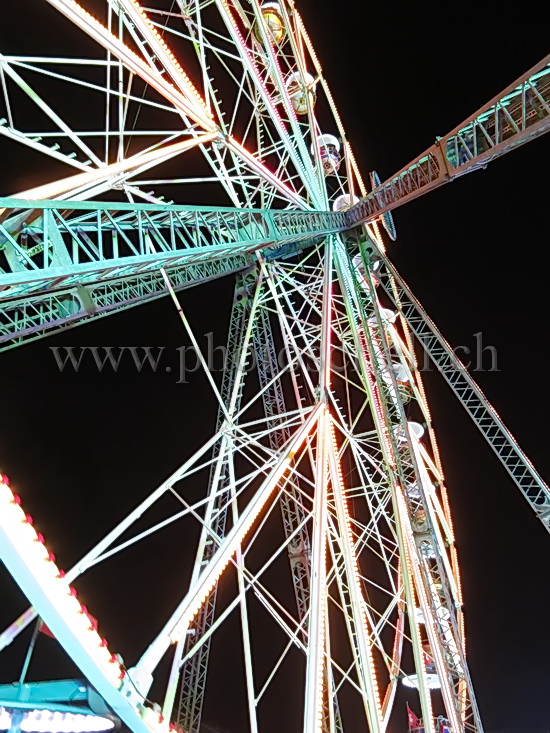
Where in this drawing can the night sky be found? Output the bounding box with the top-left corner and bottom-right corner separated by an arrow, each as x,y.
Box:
1,2 -> 549,733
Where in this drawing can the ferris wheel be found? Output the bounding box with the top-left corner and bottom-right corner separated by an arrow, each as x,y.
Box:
0,3 -> 549,733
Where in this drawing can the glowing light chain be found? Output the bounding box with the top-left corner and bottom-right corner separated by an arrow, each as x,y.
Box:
381,567 -> 405,719
124,0 -> 213,119
15,134 -> 217,201
136,406 -> 323,683
168,451 -> 291,643
0,706 -> 115,733
0,475 -> 122,689
170,437 -> 303,639
396,488 -> 462,733
313,511 -> 328,733
44,0 -> 216,132
328,422 -> 383,724
305,413 -> 329,733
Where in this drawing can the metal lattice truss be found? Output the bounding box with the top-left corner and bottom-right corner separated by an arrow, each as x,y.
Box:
2,230 -> 545,733
347,54 -> 550,226
0,199 -> 342,348
0,239 -> 467,731
0,0 -> 364,210
0,3 -> 549,733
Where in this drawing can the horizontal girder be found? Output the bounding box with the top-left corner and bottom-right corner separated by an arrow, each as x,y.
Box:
0,199 -> 344,299
0,53 -> 548,354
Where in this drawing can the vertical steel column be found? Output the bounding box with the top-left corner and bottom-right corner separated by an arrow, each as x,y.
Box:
177,269 -> 258,733
252,265 -> 343,733
253,303 -> 312,622
303,407 -> 329,733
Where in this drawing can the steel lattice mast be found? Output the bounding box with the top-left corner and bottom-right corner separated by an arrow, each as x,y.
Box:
0,3 -> 549,733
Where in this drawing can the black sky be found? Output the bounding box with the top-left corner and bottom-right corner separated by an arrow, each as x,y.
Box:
0,2 -> 549,733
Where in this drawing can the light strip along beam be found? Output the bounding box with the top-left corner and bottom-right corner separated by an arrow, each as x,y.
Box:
43,0 -> 216,132
346,54 -> 550,227
0,477 -> 164,733
132,404 -> 323,697
0,198 -> 345,300
8,135 -> 217,203
38,0 -> 309,209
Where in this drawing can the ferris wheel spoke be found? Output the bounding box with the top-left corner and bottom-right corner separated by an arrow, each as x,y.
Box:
4,1 -> 315,209
5,58 -> 181,117
328,425 -> 386,731
130,404 -> 322,697
45,0 -> 215,131
247,0 -> 325,201
213,0 -> 321,205
0,55 -> 104,168
15,133 -> 216,201
111,0 -> 213,121
168,1 -> 321,206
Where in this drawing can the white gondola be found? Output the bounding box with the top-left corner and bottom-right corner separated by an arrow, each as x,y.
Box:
312,133 -> 341,176
367,307 -> 397,325
408,421 -> 425,440
402,673 -> 441,690
391,362 -> 409,383
285,72 -> 316,115
332,193 -> 359,212
381,307 -> 397,323
395,421 -> 424,443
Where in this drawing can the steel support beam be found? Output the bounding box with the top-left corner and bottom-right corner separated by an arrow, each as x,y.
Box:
0,198 -> 343,299
346,55 -> 550,227
177,270 -> 258,733
0,255 -> 249,350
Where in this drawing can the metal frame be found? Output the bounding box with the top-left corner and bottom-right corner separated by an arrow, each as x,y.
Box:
0,3 -> 549,732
